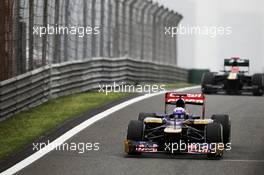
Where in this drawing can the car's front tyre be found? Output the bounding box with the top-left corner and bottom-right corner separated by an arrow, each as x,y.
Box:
201,72 -> 215,94
252,74 -> 264,96
126,120 -> 144,155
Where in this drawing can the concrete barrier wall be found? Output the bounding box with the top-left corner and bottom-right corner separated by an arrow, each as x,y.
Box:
0,57 -> 187,120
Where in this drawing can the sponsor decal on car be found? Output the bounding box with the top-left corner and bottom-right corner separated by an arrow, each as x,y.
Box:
188,143 -> 209,153
135,143 -> 158,152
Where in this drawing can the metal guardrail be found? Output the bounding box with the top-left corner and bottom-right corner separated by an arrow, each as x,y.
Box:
0,0 -> 182,81
0,57 -> 187,120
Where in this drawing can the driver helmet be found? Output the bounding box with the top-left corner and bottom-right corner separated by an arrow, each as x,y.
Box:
176,98 -> 185,108
172,107 -> 186,119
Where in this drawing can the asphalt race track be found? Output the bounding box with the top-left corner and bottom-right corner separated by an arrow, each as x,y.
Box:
16,88 -> 264,175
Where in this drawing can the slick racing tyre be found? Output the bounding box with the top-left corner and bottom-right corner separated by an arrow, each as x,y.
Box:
127,120 -> 144,141
126,120 -> 144,155
138,112 -> 157,121
205,123 -> 224,159
201,72 -> 215,94
211,114 -> 231,145
252,74 -> 264,96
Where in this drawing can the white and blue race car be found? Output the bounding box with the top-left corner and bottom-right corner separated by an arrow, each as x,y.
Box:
124,93 -> 231,158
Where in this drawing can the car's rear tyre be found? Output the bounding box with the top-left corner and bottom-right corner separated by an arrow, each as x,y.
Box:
211,114 -> 231,145
126,120 -> 144,155
138,112 -> 156,121
252,74 -> 264,96
201,72 -> 215,94
205,123 -> 223,143
205,123 -> 223,159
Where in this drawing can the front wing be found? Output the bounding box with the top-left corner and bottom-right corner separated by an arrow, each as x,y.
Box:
124,140 -> 222,155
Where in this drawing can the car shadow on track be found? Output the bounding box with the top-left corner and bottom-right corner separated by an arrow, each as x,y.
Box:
123,153 -> 221,161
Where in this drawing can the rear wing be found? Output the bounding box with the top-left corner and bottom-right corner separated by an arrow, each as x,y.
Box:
165,93 -> 205,118
224,58 -> 249,67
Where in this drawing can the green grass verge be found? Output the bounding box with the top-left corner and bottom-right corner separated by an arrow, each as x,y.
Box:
0,92 -> 131,159
0,82 -> 195,159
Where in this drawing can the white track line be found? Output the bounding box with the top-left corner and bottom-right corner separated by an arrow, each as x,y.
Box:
222,159 -> 264,163
1,86 -> 200,175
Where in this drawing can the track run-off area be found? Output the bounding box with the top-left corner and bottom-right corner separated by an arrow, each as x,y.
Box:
3,86 -> 264,175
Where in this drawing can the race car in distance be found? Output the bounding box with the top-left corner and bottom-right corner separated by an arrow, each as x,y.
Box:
124,93 -> 231,158
201,57 -> 264,96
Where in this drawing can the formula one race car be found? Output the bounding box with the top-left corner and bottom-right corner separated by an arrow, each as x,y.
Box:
124,93 -> 231,158
201,57 -> 264,95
